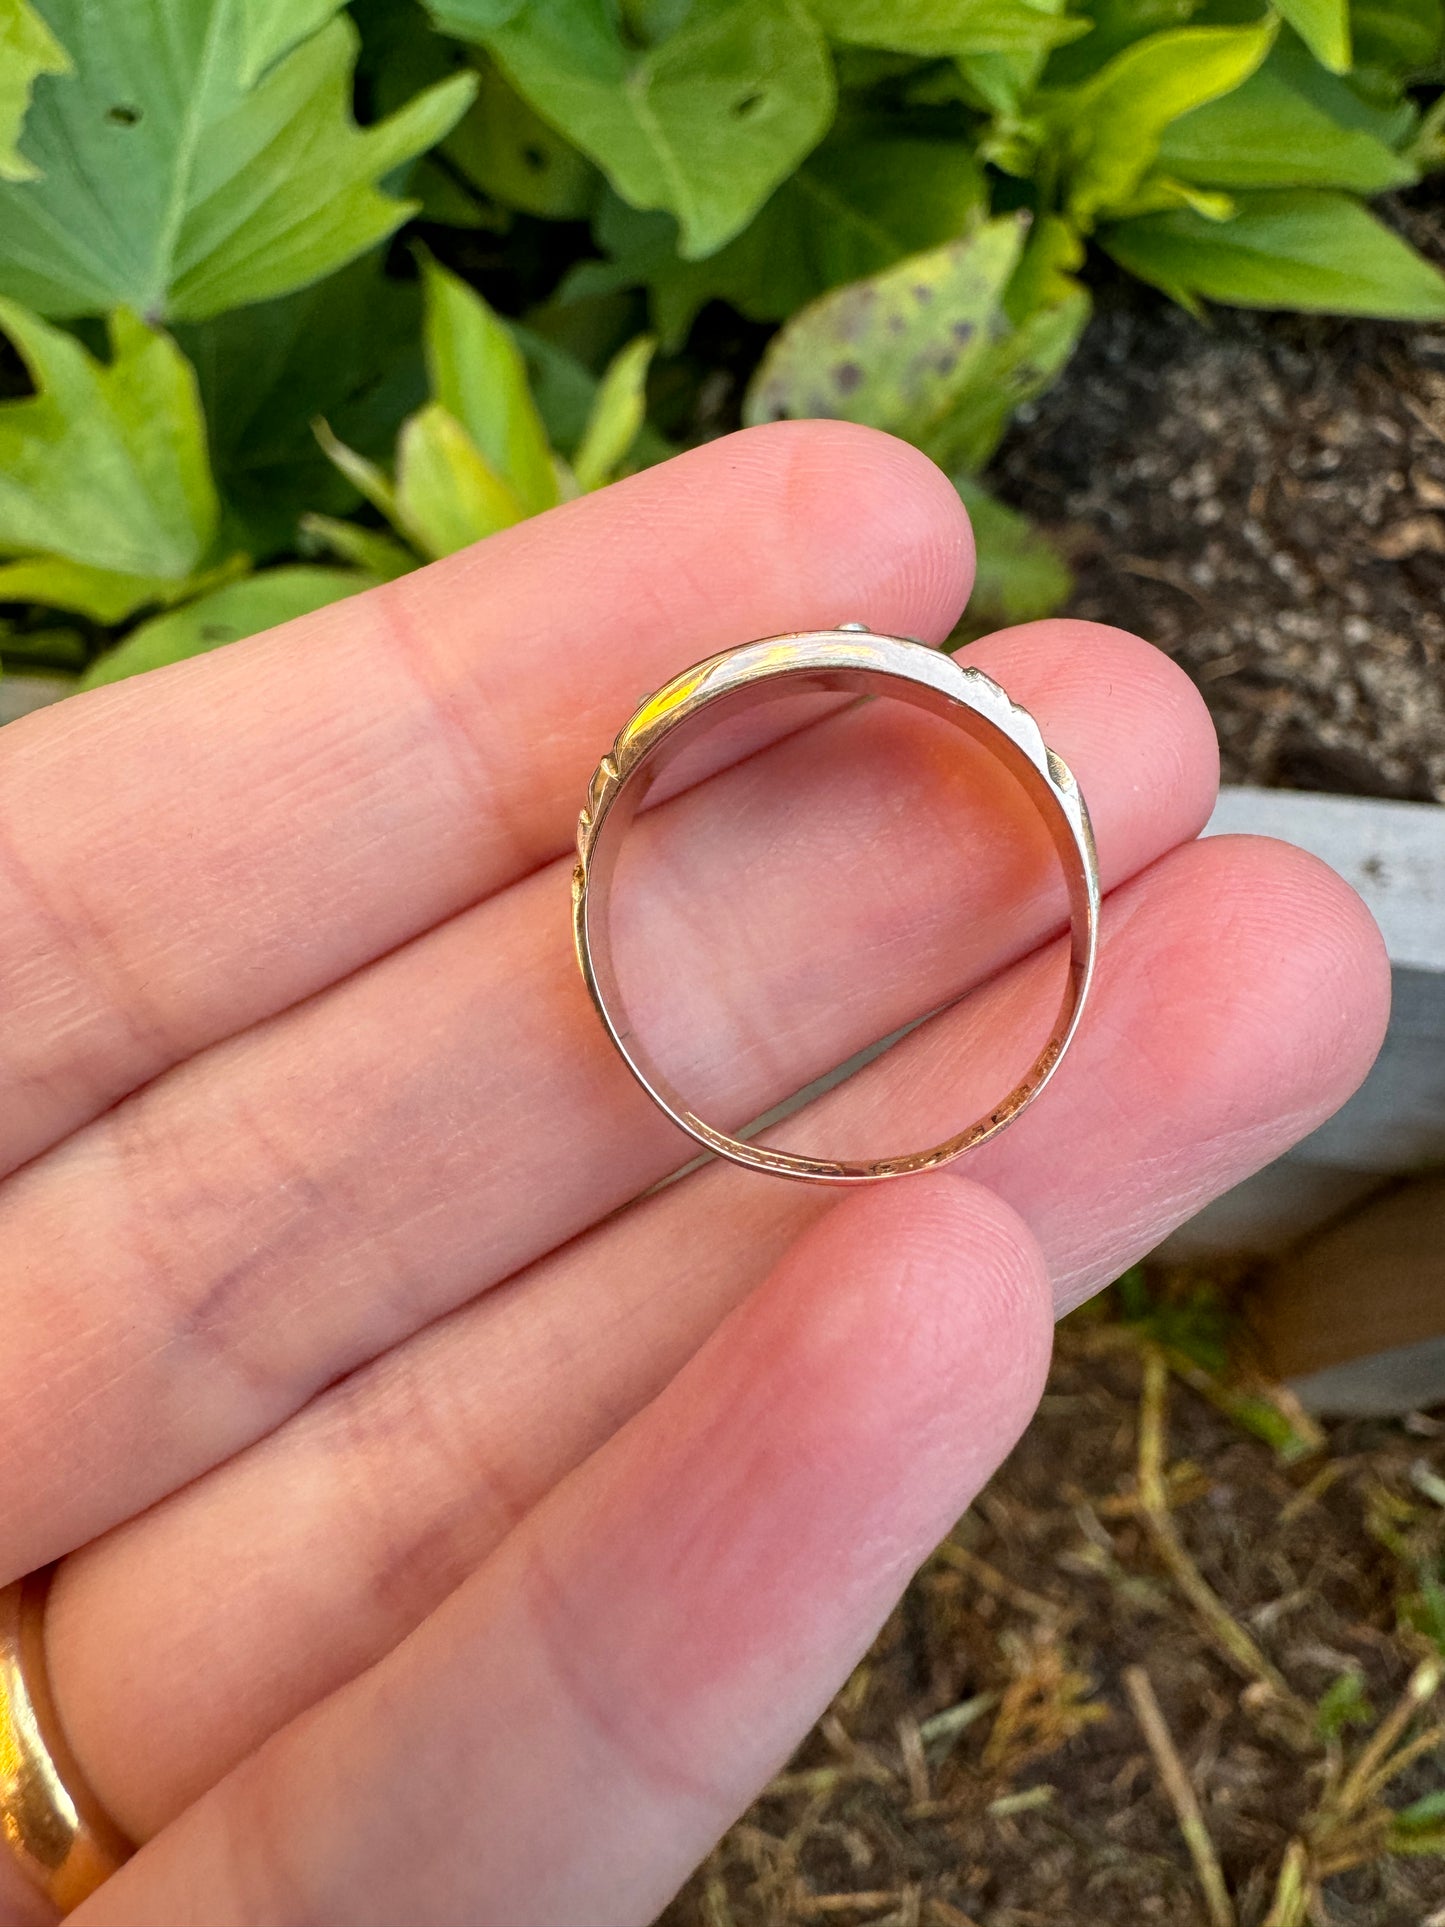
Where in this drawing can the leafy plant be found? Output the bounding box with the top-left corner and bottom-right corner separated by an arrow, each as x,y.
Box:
4,0 -> 1445,694
307,253 -> 655,567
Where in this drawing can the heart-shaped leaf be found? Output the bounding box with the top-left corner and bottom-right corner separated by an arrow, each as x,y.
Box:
434,0 -> 834,258
0,299 -> 221,620
0,0 -> 69,181
0,1 -> 475,319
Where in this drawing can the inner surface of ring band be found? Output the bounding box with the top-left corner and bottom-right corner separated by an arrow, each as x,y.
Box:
580,658 -> 1096,1182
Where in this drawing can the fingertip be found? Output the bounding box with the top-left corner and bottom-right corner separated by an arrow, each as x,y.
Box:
1099,831 -> 1392,1151
970,618 -> 1221,855
719,420 -> 976,642
801,1173 -> 1054,1463
1202,833 -> 1393,1111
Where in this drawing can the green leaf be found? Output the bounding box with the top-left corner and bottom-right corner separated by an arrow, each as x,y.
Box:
440,0 -> 835,258
572,334 -> 655,490
510,319 -> 673,472
568,132 -> 987,349
175,253 -> 424,559
1401,1574 -> 1445,1653
953,477 -> 1071,632
393,402 -> 528,559
1389,1784 -> 1445,1855
1102,188 -> 1445,317
0,556 -> 205,622
0,0 -> 69,182
78,566 -> 374,688
1047,21 -> 1277,225
737,210 -> 1090,477
955,0 -> 1075,111
298,513 -> 417,581
0,301 -> 219,619
952,296 -> 1089,471
1158,44 -> 1417,191
0,3 -> 476,320
1315,1668 -> 1374,1739
743,216 -> 1040,464
1393,1787 -> 1445,1833
935,215 -> 1091,470
313,417 -> 401,525
429,0 -> 528,31
446,57 -> 599,216
1044,0 -> 1199,84
1352,0 -> 1442,77
509,321 -> 610,455
1273,0 -> 1350,71
1106,175 -> 1236,222
0,619 -> 85,670
420,256 -> 558,514
808,0 -> 1088,55
1208,1385 -> 1324,1462
407,155 -> 494,229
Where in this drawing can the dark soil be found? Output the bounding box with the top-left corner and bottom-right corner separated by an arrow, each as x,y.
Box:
664,1297 -> 1445,1927
992,214 -> 1445,804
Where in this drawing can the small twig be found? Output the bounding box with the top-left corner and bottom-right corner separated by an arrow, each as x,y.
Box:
987,1784 -> 1054,1818
1123,1664 -> 1235,1927
924,1901 -> 982,1927
918,1692 -> 996,1752
1351,1718 -> 1445,1812
934,1541 -> 1062,1622
1277,1463 -> 1343,1527
794,1892 -> 908,1918
764,1763 -> 889,1798
897,1716 -> 931,1806
1136,1348 -> 1300,1712
1116,553 -> 1214,608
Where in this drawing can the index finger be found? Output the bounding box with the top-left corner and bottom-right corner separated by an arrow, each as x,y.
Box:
0,422 -> 971,1176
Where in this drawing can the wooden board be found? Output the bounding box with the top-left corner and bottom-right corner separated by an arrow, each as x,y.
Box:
0,675 -> 71,724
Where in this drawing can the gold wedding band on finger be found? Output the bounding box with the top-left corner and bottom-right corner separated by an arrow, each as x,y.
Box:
1,1570 -> 133,1912
573,627 -> 1100,1184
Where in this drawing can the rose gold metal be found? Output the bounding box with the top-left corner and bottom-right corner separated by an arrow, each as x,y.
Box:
0,1570 -> 132,1912
573,628 -> 1100,1184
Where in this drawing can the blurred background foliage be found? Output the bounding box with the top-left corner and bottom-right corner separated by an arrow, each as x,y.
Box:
4,0 -> 1445,687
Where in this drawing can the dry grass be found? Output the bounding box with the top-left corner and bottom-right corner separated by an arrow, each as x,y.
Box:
663,1274 -> 1445,1927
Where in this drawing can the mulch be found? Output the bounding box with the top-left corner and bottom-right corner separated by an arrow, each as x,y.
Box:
991,195 -> 1445,806
664,1290 -> 1445,1927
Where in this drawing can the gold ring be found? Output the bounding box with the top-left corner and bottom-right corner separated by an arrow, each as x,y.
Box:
573,627 -> 1100,1184
1,1570 -> 132,1911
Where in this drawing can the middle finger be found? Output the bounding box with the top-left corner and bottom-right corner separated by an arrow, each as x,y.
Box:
0,621 -> 1216,1577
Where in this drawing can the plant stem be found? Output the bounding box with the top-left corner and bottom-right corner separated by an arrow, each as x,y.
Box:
1136,1348 -> 1298,1709
1124,1663 -> 1235,1927
1335,1660 -> 1443,1817
1261,1839 -> 1309,1927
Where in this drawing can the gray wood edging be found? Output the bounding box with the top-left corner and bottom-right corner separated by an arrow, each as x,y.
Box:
0,675 -> 71,723
1166,787 -> 1445,1260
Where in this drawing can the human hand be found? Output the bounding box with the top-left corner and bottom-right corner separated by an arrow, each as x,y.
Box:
0,424 -> 1388,1926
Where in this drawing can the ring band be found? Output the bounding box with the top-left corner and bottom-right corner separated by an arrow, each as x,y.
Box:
1,1570 -> 132,1911
573,627 -> 1100,1183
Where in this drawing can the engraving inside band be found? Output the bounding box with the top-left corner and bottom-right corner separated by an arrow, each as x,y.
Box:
578,650 -> 1095,1181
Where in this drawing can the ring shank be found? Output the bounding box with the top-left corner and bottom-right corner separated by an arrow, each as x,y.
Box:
1,1571 -> 132,1911
574,638 -> 1099,1184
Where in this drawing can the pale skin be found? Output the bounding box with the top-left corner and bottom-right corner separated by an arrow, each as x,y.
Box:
0,422 -> 1389,1926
